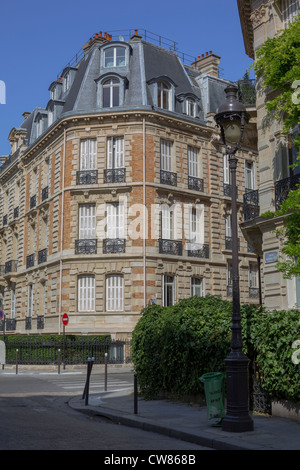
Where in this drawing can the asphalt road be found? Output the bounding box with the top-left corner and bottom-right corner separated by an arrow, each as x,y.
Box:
0,368 -> 212,451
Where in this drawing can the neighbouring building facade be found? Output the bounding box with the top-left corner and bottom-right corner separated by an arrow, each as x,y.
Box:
238,0 -> 300,310
0,29 -> 258,338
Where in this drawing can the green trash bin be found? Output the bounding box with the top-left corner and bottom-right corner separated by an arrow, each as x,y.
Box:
200,372 -> 225,425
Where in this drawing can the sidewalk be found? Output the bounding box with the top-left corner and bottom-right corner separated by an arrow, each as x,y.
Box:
68,389 -> 300,450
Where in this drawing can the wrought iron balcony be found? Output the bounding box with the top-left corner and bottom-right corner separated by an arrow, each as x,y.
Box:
243,189 -> 259,221
5,260 -> 17,273
249,287 -> 259,298
187,243 -> 209,258
275,173 -> 300,210
38,248 -> 47,264
42,186 -> 49,201
188,176 -> 204,192
76,170 -> 98,185
30,194 -> 36,209
104,168 -> 126,184
75,239 -> 97,254
37,315 -> 45,329
6,319 -> 16,331
160,170 -> 177,187
224,184 -> 238,198
103,238 -> 126,254
14,206 -> 19,219
225,236 -> 240,251
2,214 -> 7,226
25,317 -> 32,330
159,239 -> 182,256
26,253 -> 35,268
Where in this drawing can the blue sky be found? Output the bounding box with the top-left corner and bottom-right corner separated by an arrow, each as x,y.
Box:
0,0 -> 253,155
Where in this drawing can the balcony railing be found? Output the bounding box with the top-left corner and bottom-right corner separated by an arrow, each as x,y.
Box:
38,248 -> 47,264
75,239 -> 97,254
42,186 -> 49,201
188,176 -> 204,192
26,253 -> 35,268
37,315 -> 45,330
6,319 -> 16,331
104,168 -> 126,184
14,206 -> 19,219
30,194 -> 36,209
249,287 -> 259,298
76,170 -> 98,185
160,170 -> 177,187
5,260 -> 17,273
25,317 -> 32,330
159,239 -> 182,256
187,243 -> 209,258
275,173 -> 300,210
103,238 -> 126,254
225,236 -> 241,251
243,189 -> 259,221
224,184 -> 238,198
2,214 -> 7,226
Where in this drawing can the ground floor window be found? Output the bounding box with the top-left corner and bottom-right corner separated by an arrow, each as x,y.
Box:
191,277 -> 205,297
163,275 -> 176,306
78,275 -> 95,312
106,274 -> 124,311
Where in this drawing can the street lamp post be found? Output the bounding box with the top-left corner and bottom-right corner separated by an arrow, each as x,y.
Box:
214,85 -> 254,432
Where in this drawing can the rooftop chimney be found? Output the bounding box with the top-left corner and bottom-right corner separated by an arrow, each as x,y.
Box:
82,31 -> 111,53
191,51 -> 221,77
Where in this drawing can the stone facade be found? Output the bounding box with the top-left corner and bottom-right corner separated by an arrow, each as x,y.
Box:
238,0 -> 300,310
0,30 -> 259,338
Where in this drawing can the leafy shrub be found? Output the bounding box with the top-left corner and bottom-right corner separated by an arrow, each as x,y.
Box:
132,296 -> 300,403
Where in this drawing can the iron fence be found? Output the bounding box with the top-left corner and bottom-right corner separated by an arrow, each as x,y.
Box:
4,337 -> 132,366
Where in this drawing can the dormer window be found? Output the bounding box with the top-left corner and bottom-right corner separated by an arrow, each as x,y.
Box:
103,78 -> 120,107
36,116 -> 43,138
186,98 -> 196,117
48,108 -> 54,126
157,81 -> 170,110
104,46 -> 126,67
63,73 -> 70,93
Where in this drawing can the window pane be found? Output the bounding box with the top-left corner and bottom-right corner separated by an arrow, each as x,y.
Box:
116,47 -> 126,66
105,48 -> 114,67
78,275 -> 95,311
103,87 -> 111,108
113,84 -> 119,106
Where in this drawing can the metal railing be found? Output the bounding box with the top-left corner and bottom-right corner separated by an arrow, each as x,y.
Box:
75,239 -> 97,254
3,337 -> 132,365
275,173 -> 300,210
243,189 -> 259,221
103,238 -> 126,254
104,168 -> 126,183
159,239 -> 182,256
160,170 -> 177,187
188,176 -> 204,192
76,170 -> 98,185
187,243 -> 209,258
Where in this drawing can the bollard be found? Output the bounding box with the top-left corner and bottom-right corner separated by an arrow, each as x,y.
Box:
58,349 -> 61,375
134,373 -> 138,414
104,352 -> 108,391
16,349 -> 18,375
83,357 -> 94,406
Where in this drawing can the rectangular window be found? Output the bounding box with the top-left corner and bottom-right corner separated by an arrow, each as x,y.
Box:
11,289 -> 15,319
106,275 -> 124,311
78,275 -> 95,312
80,139 -> 97,171
225,214 -> 232,238
249,264 -> 258,288
160,140 -> 172,172
161,205 -> 174,240
79,205 -> 96,239
245,161 -> 255,190
28,285 -> 33,317
223,154 -> 231,184
188,146 -> 199,177
163,275 -> 175,306
106,203 -> 124,239
191,277 -> 205,297
189,206 -> 204,244
107,137 -> 124,168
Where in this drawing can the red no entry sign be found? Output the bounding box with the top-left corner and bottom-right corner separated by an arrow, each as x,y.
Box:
62,313 -> 69,326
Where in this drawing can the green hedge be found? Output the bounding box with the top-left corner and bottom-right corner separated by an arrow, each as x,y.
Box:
131,296 -> 300,402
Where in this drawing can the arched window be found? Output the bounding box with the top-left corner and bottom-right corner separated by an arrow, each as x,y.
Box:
103,78 -> 120,108
157,81 -> 170,109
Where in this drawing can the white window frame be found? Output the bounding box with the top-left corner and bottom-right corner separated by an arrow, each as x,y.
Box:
186,98 -> 196,117
28,284 -> 33,317
160,140 -> 173,172
80,139 -> 97,171
106,203 -> 124,239
191,277 -> 205,297
106,274 -> 124,311
107,137 -> 124,168
225,214 -> 232,238
162,275 -> 176,306
78,275 -> 95,312
161,205 -> 174,240
189,206 -> 203,244
188,146 -> 199,177
11,288 -> 16,319
223,154 -> 231,184
249,264 -> 258,289
157,81 -> 170,110
103,78 -> 120,108
104,46 -> 126,67
79,204 -> 96,239
245,161 -> 255,191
